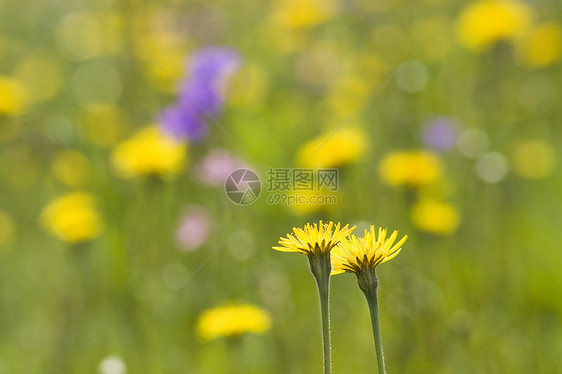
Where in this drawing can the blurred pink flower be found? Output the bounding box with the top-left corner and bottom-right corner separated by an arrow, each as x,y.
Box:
197,149 -> 246,186
175,206 -> 212,251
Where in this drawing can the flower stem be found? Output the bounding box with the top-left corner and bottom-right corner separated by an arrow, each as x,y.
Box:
357,269 -> 386,374
308,252 -> 332,374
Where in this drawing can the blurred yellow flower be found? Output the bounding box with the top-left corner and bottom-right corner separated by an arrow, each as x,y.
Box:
272,0 -> 337,30
413,16 -> 453,62
228,64 -> 268,107
455,0 -> 532,50
260,24 -> 307,53
518,23 -> 562,68
378,151 -> 442,187
512,140 -> 556,179
111,126 -> 187,179
411,198 -> 460,235
0,145 -> 38,190
55,11 -> 123,61
0,77 -> 28,115
81,104 -> 130,147
15,58 -> 63,103
274,220 -> 354,255
326,76 -> 370,117
52,150 -> 92,187
0,209 -> 15,247
331,226 -> 407,275
136,32 -> 187,93
296,128 -> 367,168
40,192 -> 103,243
196,304 -> 271,340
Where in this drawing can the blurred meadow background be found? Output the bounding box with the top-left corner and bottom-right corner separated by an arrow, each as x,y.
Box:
1,0 -> 561,373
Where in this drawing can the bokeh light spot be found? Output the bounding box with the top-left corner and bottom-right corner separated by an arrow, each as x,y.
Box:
15,58 -> 63,103
71,62 -> 122,107
457,128 -> 490,159
395,60 -> 429,93
512,141 -> 556,179
98,355 -> 126,374
475,152 -> 509,183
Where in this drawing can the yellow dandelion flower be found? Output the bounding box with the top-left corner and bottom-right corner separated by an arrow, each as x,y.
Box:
40,192 -> 103,243
111,126 -> 187,179
518,23 -> 562,68
331,226 -> 407,275
330,225 -> 407,372
378,151 -> 442,187
411,198 -> 461,235
274,220 -> 354,372
274,220 -> 354,256
455,0 -> 532,51
296,128 -> 367,168
51,150 -> 92,188
196,304 -> 271,340
0,77 -> 28,115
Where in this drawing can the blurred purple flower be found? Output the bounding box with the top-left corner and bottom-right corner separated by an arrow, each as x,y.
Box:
197,148 -> 246,186
188,48 -> 240,82
176,206 -> 212,251
160,104 -> 207,141
160,47 -> 240,141
422,117 -> 460,151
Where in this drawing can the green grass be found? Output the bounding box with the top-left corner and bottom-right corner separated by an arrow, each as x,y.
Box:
1,0 -> 561,373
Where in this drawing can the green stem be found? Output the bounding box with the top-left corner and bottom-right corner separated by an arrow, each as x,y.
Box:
308,252 -> 332,374
357,268 -> 386,374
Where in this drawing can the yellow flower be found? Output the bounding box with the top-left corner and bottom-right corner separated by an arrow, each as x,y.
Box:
274,221 -> 353,369
136,32 -> 187,93
331,225 -> 407,370
296,128 -> 367,168
274,220 -> 355,256
40,192 -> 103,243
455,0 -> 532,50
518,23 -> 562,68
331,226 -> 407,275
512,140 -> 556,179
0,77 -> 28,115
196,304 -> 271,340
0,209 -> 15,247
111,126 -> 187,179
271,0 -> 337,30
411,198 -> 460,235
378,151 -> 442,187
51,150 -> 91,187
